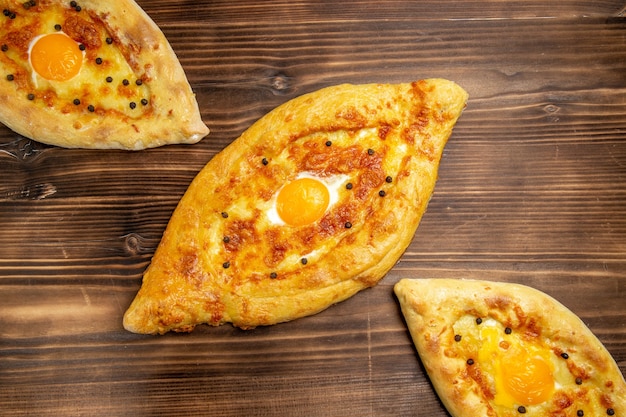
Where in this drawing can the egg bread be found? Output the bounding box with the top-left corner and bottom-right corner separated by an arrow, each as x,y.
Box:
0,0 -> 208,149
123,79 -> 468,334
394,278 -> 626,417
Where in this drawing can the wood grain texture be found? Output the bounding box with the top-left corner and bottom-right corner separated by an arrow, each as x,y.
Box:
1,1 -> 626,416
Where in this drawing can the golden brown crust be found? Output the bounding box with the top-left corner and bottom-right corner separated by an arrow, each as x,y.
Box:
123,79 -> 468,334
0,0 -> 208,149
394,278 -> 626,417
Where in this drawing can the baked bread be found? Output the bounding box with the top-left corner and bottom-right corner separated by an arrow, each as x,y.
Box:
124,79 -> 468,334
0,0 -> 208,149
394,278 -> 626,417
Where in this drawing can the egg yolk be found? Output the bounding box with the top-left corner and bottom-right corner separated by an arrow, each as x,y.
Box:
500,350 -> 555,405
477,325 -> 555,408
276,177 -> 330,226
30,33 -> 83,81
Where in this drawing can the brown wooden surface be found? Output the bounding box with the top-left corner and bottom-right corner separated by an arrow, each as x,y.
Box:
1,1 -> 626,416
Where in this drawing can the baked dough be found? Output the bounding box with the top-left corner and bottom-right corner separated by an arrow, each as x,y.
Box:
394,278 -> 626,417
0,0 -> 208,149
124,79 -> 468,334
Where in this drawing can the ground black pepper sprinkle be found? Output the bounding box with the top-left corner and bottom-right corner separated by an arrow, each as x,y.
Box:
344,222 -> 352,229
261,158 -> 268,165
135,79 -> 142,86
607,409 -> 615,416
505,327 -> 512,334
106,76 -> 113,83
3,9 -> 10,16
79,44 -> 85,51
222,261 -> 230,269
74,5 -> 81,12
518,406 -> 526,414
122,79 -> 129,86
223,236 -> 230,243
6,74 -> 14,81
325,140 -> 332,146
27,93 -> 34,100
454,334 -> 462,342
379,190 -> 386,197
70,1 -> 77,7
54,24 -> 61,31
301,258 -> 307,265
141,98 -> 148,106
367,148 -> 374,155
346,183 -> 353,190
129,102 -> 136,109
221,212 -> 228,218
106,37 -> 113,44
385,176 -> 393,183
575,377 -> 583,385
87,105 -> 94,112
466,359 -> 474,365
1,44 -> 8,52
73,98 -> 80,105
476,317 -> 483,325
270,272 -> 278,279
561,352 -> 569,359
95,57 -> 102,65
577,411 -> 584,417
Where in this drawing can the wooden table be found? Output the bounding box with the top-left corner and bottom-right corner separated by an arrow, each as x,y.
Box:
2,1 -> 625,415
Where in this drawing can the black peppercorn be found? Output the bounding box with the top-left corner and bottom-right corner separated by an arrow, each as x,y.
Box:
607,409 -> 615,416
122,79 -> 129,86
262,158 -> 268,166
505,327 -> 512,334
223,236 -> 230,243
561,352 -> 569,359
106,76 -> 113,83
301,258 -> 308,265
575,377 -> 583,385
270,272 -> 278,279
325,140 -> 332,146
79,44 -> 85,51
135,79 -> 142,86
54,24 -> 61,31
73,98 -> 80,105
6,74 -> 14,81
385,176 -> 393,183
344,222 -> 352,229
221,212 -> 228,218
518,406 -> 526,414
1,44 -> 8,52
222,261 -> 230,269
129,101 -> 136,109
95,57 -> 102,65
106,37 -> 113,45
346,183 -> 353,190
379,190 -> 386,197
87,105 -> 95,112
367,148 -> 374,155
466,358 -> 474,365
141,98 -> 148,106
577,411 -> 584,417
27,93 -> 35,100
454,334 -> 462,342
476,318 -> 483,325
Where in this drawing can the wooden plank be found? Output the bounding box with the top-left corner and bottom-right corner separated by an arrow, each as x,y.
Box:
1,1 -> 625,416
